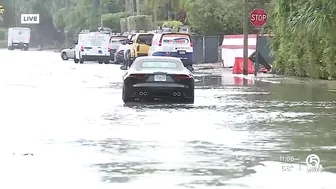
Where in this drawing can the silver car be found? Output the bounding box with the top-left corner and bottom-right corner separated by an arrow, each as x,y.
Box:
60,45 -> 75,60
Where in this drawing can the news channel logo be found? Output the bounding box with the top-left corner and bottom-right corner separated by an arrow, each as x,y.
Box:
21,14 -> 40,24
306,154 -> 323,173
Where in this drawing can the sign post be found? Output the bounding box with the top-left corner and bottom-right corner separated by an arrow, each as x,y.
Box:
250,8 -> 268,76
243,0 -> 248,76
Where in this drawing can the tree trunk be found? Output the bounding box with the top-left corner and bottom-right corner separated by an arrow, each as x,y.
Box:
167,0 -> 172,20
136,0 -> 140,15
153,0 -> 157,29
125,0 -> 129,12
129,0 -> 134,15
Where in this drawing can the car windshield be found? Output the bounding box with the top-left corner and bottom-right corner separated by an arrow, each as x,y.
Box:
141,61 -> 178,69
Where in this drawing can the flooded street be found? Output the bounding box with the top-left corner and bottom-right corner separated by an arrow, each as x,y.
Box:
0,50 -> 335,189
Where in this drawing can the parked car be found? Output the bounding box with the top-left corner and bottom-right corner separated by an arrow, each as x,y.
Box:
60,45 -> 75,60
120,56 -> 194,103
114,39 -> 129,64
149,32 -> 194,71
73,32 -> 110,64
129,33 -> 154,62
109,35 -> 128,62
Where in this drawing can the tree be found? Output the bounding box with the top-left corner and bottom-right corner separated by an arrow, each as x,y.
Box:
271,0 -> 336,79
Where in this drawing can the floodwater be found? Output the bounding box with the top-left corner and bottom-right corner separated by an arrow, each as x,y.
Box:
0,50 -> 335,189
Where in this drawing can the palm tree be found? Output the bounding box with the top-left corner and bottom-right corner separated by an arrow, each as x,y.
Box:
125,0 -> 134,15
289,0 -> 336,37
136,0 -> 140,15
144,0 -> 186,26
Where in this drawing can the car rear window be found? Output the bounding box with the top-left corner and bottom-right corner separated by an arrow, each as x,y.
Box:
141,61 -> 178,69
136,34 -> 153,44
110,36 -> 127,42
162,34 -> 191,46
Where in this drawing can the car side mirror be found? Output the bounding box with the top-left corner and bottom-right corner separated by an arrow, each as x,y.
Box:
120,65 -> 127,70
128,41 -> 133,45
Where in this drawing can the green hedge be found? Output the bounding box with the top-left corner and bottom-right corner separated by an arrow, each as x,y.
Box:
162,20 -> 183,29
101,12 -> 130,33
126,15 -> 153,31
157,20 -> 165,27
0,29 -> 6,40
0,40 -> 7,48
120,18 -> 127,32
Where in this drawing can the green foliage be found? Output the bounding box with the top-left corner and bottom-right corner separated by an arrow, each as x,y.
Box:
53,8 -> 67,30
0,29 -> 6,40
183,0 -> 270,35
127,15 -> 153,31
101,12 -> 130,32
271,0 -> 336,79
162,20 -> 183,29
120,18 -> 127,32
0,40 -> 7,48
157,20 -> 165,27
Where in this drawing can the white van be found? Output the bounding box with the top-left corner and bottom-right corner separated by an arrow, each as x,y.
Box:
148,32 -> 193,68
7,27 -> 31,50
74,32 -> 111,64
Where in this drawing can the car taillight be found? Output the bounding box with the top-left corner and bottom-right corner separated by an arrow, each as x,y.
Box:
129,74 -> 146,79
137,45 -> 140,51
174,74 -> 191,80
80,45 -> 84,51
158,40 -> 162,46
108,45 -> 112,51
190,41 -> 193,47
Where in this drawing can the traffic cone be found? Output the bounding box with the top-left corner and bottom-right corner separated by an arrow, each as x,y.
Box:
232,57 -> 255,74
232,57 -> 243,74
247,59 -> 255,74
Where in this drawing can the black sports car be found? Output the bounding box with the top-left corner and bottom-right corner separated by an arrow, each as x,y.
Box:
121,56 -> 194,103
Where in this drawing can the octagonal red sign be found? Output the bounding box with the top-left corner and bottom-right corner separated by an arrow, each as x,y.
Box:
250,9 -> 268,28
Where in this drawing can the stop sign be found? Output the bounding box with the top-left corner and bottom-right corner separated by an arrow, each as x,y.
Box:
250,9 -> 268,28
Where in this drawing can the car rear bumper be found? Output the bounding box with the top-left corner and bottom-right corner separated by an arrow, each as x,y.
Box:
81,55 -> 110,61
10,43 -> 29,48
125,84 -> 194,101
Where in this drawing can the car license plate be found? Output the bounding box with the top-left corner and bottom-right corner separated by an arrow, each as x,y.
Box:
98,50 -> 102,54
178,51 -> 186,54
154,75 -> 166,81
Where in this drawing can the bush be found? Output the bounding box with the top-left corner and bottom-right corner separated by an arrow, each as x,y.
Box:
0,29 -> 6,40
101,12 -> 130,33
126,15 -> 153,31
162,20 -> 183,29
120,18 -> 127,32
0,40 -> 7,48
157,20 -> 165,27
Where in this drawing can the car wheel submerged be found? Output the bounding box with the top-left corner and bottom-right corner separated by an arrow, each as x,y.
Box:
122,87 -> 133,103
74,54 -> 79,63
183,89 -> 194,104
61,52 -> 69,60
184,97 -> 194,104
